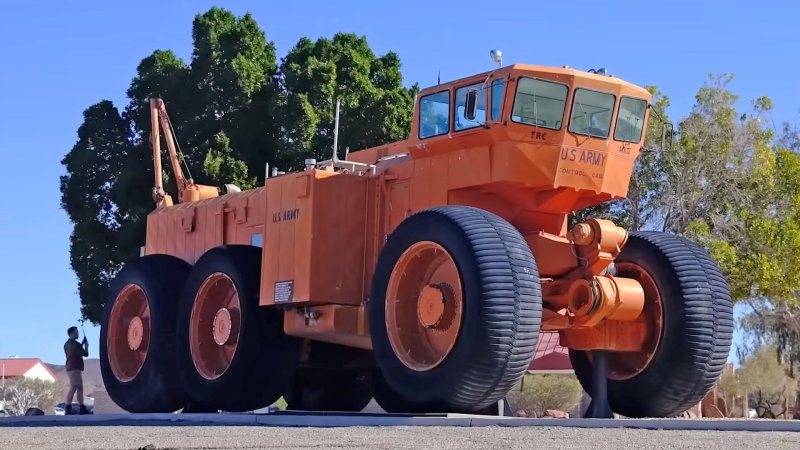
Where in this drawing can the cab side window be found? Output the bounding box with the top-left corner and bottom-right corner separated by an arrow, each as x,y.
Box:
419,90 -> 451,139
614,96 -> 647,142
454,82 -> 487,131
491,79 -> 505,121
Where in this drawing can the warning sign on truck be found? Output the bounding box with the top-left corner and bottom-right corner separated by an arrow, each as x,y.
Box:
274,280 -> 294,303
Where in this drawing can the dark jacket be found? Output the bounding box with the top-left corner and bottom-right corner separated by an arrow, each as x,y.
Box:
64,338 -> 88,371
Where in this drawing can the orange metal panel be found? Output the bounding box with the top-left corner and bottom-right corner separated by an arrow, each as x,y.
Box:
525,232 -> 580,277
144,188 -> 267,265
260,170 -> 368,306
447,147 -> 491,191
429,155 -> 449,206
283,304 -> 372,350
559,320 -> 646,352
387,181 -> 410,232
410,158 -> 431,210
213,203 -> 223,250
363,177 -> 383,299
308,172 -> 367,305
261,173 -> 306,304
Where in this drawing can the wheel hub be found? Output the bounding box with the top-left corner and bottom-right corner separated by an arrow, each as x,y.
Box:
603,262 -> 664,380
416,283 -> 457,331
386,241 -> 464,372
107,283 -> 150,383
190,272 -> 241,380
213,307 -> 233,345
417,285 -> 445,328
127,316 -> 144,351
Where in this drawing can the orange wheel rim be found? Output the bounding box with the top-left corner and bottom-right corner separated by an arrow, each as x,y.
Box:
605,262 -> 664,380
107,284 -> 150,383
385,241 -> 463,371
189,273 -> 241,380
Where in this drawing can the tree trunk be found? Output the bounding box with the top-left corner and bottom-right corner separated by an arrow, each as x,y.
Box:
784,389 -> 789,419
795,379 -> 800,419
744,389 -> 748,418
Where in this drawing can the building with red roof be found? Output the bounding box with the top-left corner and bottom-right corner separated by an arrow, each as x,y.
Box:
0,358 -> 58,383
528,331 -> 572,373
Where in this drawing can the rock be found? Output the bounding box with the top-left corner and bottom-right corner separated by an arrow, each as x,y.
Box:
679,409 -> 697,419
543,409 -> 569,418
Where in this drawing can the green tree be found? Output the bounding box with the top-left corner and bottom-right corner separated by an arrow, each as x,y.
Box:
1,378 -> 63,416
644,79 -> 800,388
60,8 -> 416,323
627,86 -> 671,231
279,33 -> 418,162
59,101 -> 142,321
659,74 -> 773,237
735,118 -> 800,380
625,74 -> 800,312
732,346 -> 797,418
777,119 -> 800,150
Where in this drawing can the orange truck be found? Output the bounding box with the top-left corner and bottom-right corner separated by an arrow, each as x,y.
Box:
99,58 -> 733,417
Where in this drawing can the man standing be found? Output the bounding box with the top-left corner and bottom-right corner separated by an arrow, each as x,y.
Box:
64,326 -> 89,415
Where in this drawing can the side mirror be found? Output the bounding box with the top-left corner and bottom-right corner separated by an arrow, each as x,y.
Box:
465,89 -> 479,121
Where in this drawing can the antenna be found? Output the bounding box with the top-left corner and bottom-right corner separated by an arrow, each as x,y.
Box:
332,98 -> 341,162
490,49 -> 503,68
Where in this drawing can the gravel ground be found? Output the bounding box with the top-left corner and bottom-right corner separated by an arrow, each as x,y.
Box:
2,425 -> 799,450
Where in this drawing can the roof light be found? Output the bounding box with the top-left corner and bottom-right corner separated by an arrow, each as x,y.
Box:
588,67 -> 609,76
490,49 -> 502,68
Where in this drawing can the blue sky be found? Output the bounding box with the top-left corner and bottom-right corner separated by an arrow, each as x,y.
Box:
0,0 -> 796,365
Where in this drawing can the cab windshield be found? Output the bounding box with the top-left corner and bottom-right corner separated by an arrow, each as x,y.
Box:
511,77 -> 568,130
568,88 -> 616,138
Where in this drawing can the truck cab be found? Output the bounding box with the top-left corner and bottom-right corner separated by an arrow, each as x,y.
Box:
348,64 -> 652,236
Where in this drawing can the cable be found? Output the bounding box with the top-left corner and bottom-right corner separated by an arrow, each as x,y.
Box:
162,106 -> 194,182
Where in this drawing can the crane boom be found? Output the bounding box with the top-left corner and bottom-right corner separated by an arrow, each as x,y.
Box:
150,99 -> 166,205
149,97 -> 218,207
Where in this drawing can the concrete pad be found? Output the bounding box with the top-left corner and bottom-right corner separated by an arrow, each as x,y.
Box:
2,412 -> 800,432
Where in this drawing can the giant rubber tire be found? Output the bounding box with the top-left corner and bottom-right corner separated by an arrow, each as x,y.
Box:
569,231 -> 734,418
371,356 -> 504,415
99,254 -> 190,413
176,245 -> 301,412
372,367 -> 438,414
369,205 -> 542,413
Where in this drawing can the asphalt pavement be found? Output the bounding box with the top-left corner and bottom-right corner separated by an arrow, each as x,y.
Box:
2,424 -> 800,449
